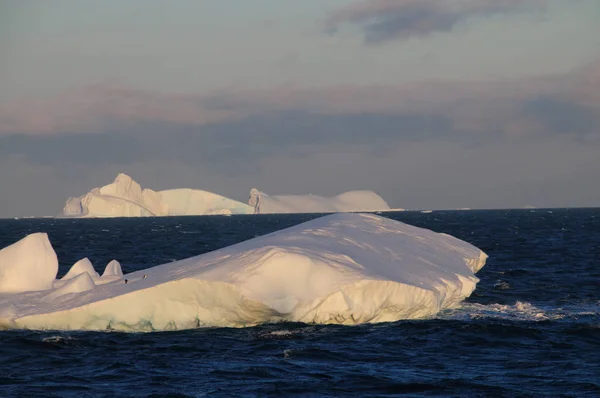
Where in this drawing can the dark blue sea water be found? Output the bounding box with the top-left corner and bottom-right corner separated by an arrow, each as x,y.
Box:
1,209 -> 599,397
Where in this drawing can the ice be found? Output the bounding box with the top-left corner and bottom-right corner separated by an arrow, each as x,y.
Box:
0,213 -> 487,331
60,258 -> 100,282
61,173 -> 391,217
160,188 -> 253,216
0,233 -> 58,293
62,173 -> 165,217
441,301 -> 600,323
61,173 -> 253,218
102,260 -> 123,278
46,272 -> 96,300
249,188 -> 390,214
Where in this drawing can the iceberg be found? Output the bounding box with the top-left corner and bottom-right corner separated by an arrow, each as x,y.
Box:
60,173 -> 393,217
159,188 -> 252,216
249,188 -> 390,214
0,213 -> 487,331
62,173 -> 254,217
60,258 -> 100,282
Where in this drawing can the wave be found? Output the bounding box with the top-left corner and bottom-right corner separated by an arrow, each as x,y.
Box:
441,301 -> 600,323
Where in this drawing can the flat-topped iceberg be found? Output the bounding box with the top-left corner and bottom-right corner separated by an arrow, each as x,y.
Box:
249,188 -> 390,214
62,173 -> 254,217
0,213 -> 487,331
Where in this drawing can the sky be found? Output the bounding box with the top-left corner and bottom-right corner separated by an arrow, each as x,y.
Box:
0,0 -> 599,217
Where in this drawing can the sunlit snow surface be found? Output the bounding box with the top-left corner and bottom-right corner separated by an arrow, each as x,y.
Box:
0,213 -> 486,332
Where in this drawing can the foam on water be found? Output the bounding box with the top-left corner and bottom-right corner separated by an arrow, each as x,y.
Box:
442,301 -> 600,322
41,335 -> 74,344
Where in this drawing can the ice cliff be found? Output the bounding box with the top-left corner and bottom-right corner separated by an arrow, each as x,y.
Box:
0,213 -> 487,331
62,173 -> 254,217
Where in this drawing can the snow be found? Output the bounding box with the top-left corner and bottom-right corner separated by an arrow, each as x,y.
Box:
160,189 -> 253,216
0,213 -> 487,331
102,260 -> 123,278
61,173 -> 392,217
60,258 -> 99,282
249,188 -> 390,214
0,233 -> 58,294
47,272 -> 96,300
62,173 -> 253,218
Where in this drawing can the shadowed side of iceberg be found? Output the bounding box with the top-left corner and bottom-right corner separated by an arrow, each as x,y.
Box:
9,277 -> 474,331
10,280 -> 283,331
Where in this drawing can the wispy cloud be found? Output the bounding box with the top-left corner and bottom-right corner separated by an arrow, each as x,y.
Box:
324,0 -> 547,45
0,82 -> 246,135
0,59 -> 597,140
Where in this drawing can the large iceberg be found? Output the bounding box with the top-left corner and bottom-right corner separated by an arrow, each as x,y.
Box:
62,173 -> 254,217
61,173 -> 392,218
249,188 -> 390,214
0,213 -> 487,331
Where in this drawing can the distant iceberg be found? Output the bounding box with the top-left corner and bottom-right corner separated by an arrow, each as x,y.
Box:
0,213 -> 487,332
248,188 -> 390,214
62,173 -> 254,218
60,173 -> 393,217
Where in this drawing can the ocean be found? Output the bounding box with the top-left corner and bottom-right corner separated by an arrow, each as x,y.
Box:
0,209 -> 598,397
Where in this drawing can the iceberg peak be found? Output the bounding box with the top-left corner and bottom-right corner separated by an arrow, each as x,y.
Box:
102,260 -> 123,278
114,172 -> 134,184
61,258 -> 100,282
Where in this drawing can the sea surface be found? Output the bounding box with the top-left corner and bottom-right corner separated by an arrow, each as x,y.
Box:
0,209 -> 599,397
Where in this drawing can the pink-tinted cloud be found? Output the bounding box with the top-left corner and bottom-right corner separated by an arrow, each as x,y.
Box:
562,58 -> 600,106
324,0 -> 547,44
0,82 -> 245,135
0,59 -> 597,138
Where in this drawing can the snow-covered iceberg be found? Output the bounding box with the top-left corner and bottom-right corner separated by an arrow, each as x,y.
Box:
0,213 -> 486,331
62,173 -> 254,217
249,188 -> 390,214
61,173 -> 392,217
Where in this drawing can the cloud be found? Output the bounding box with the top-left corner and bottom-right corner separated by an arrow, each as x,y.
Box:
324,0 -> 547,44
0,59 -> 598,217
0,60 -> 598,213
0,58 -> 597,142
